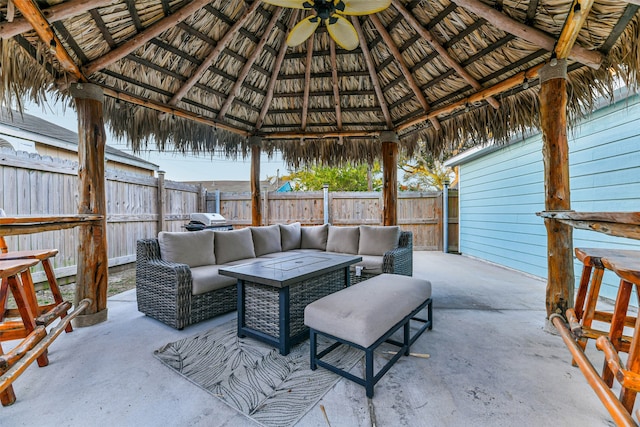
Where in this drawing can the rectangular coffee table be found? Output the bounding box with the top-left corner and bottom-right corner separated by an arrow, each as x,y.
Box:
219,253 -> 361,355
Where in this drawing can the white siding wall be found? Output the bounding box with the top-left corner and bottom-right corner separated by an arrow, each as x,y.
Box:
458,94 -> 640,300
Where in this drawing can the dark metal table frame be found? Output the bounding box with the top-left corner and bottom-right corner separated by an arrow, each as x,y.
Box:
219,253 -> 361,355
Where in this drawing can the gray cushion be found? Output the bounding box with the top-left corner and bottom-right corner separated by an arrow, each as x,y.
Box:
214,228 -> 256,264
358,225 -> 400,256
300,224 -> 328,250
190,265 -> 237,295
351,255 -> 384,275
326,226 -> 359,254
304,274 -> 432,348
158,230 -> 215,267
251,225 -> 282,256
279,222 -> 301,251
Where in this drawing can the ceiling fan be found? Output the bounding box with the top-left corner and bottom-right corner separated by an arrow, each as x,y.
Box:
262,0 -> 391,51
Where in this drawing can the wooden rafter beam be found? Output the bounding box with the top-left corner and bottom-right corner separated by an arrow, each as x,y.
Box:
452,0 -> 602,69
369,14 -> 441,131
169,0 -> 262,106
301,35 -> 314,131
217,8 -> 283,120
329,39 -> 343,140
263,130 -> 380,139
11,0 -> 85,82
398,63 -> 545,131
351,16 -> 393,129
82,0 -> 212,76
393,0 -> 500,110
554,0 -> 596,60
0,0 -> 117,39
101,86 -> 250,137
256,11 -> 298,130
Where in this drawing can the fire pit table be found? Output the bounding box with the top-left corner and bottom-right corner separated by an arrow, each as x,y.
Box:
219,253 -> 361,355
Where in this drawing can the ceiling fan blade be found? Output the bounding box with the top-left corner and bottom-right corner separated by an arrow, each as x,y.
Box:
261,0 -> 312,9
287,16 -> 321,47
326,14 -> 359,51
336,0 -> 391,15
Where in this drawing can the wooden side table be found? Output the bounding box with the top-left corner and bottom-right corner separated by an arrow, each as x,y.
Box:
0,236 -> 72,333
0,259 -> 43,406
600,255 -> 640,411
571,248 -> 640,352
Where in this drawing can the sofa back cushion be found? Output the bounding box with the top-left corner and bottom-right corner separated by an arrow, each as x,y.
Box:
214,228 -> 256,264
158,230 -> 215,267
251,225 -> 282,256
358,225 -> 401,256
300,224 -> 329,250
326,226 -> 360,254
279,222 -> 301,251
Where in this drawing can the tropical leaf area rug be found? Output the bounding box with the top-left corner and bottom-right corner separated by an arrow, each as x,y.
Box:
154,320 -> 363,427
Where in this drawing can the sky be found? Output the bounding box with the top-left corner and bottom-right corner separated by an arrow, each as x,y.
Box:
22,99 -> 288,182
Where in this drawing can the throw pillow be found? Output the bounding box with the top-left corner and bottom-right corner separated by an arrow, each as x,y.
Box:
214,227 -> 256,264
158,230 -> 215,267
279,222 -> 301,250
251,225 -> 282,256
300,224 -> 329,250
326,226 -> 360,254
358,225 -> 401,256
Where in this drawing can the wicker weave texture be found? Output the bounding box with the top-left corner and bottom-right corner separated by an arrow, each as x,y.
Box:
136,239 -> 236,329
244,268 -> 346,339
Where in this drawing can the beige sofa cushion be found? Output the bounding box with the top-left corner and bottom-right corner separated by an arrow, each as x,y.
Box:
251,225 -> 282,256
158,230 -> 215,267
279,222 -> 301,251
326,226 -> 359,254
352,255 -> 384,275
358,225 -> 400,256
190,265 -> 237,295
304,274 -> 432,348
300,224 -> 328,250
214,228 -> 256,264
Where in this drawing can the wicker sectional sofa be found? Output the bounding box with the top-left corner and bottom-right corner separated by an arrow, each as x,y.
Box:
136,223 -> 413,329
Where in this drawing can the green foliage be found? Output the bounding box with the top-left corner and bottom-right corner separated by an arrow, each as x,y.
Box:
399,143 -> 457,191
284,164 -> 382,191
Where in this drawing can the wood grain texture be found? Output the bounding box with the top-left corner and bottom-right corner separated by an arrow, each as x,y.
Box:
540,75 -> 574,317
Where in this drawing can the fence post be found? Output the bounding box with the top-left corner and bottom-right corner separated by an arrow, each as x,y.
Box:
198,184 -> 206,213
263,186 -> 269,226
157,171 -> 166,232
323,184 -> 329,224
443,179 -> 449,253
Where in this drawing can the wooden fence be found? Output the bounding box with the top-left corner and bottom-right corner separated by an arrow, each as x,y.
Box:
0,148 -> 458,283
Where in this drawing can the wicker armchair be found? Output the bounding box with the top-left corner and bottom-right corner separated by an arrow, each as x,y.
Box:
351,231 -> 413,284
136,239 -> 236,329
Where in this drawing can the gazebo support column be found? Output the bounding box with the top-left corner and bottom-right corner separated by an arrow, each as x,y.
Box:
539,60 -> 574,320
250,136 -> 262,226
71,83 -> 109,327
380,131 -> 399,226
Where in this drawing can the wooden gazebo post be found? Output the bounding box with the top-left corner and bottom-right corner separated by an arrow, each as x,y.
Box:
250,136 -> 262,226
71,83 -> 109,327
380,131 -> 399,226
539,59 -> 574,320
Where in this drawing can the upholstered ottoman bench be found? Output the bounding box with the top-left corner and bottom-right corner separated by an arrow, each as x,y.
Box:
304,273 -> 432,398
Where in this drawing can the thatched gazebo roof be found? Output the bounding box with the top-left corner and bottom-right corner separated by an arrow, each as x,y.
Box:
1,0 -> 639,167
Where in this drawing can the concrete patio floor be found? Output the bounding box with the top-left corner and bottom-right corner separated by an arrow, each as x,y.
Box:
2,252 -> 620,426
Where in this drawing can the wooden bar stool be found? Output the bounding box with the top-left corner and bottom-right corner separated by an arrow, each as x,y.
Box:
0,236 -> 72,333
570,248 -> 640,352
600,255 -> 640,411
0,259 -> 45,406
